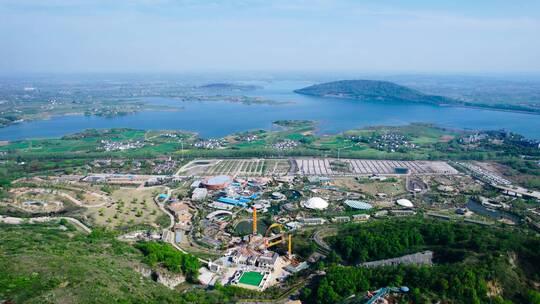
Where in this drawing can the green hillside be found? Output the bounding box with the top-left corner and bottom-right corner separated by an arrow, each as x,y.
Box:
294,80 -> 456,104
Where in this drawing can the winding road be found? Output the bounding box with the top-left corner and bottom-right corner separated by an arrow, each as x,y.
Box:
152,186 -> 175,230
152,186 -> 210,265
312,228 -> 337,254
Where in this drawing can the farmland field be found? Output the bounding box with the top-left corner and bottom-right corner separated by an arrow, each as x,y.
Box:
179,159 -> 291,177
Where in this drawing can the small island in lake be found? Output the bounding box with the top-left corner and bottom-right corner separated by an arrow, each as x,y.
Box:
198,83 -> 261,91
294,80 -> 456,105
295,79 -> 540,114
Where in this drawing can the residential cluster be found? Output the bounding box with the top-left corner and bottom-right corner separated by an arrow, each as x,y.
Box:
100,140 -> 146,151
194,139 -> 225,149
272,139 -> 299,150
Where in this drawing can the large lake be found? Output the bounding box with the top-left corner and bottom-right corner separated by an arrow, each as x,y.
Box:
1,80 -> 540,140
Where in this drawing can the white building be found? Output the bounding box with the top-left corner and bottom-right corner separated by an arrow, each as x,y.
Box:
299,217 -> 326,226
192,188 -> 208,201
302,197 -> 329,210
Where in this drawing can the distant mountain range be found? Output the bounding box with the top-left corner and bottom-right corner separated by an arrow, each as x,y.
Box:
294,80 -> 457,105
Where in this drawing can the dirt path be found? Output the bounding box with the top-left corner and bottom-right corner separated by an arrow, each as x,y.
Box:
59,192 -> 108,208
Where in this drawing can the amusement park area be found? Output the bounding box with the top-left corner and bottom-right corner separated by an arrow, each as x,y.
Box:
164,158 -> 540,301
3,156 -> 540,303
165,157 -> 471,294
181,173 -> 306,291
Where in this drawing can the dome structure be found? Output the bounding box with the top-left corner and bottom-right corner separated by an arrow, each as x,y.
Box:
203,175 -> 232,190
303,197 -> 329,210
396,198 -> 414,208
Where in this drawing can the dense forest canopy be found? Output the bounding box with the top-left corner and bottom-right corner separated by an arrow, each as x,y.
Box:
136,242 -> 201,282
294,80 -> 455,104
302,219 -> 540,304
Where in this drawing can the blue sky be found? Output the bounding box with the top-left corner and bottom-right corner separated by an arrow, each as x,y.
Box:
1,0 -> 539,73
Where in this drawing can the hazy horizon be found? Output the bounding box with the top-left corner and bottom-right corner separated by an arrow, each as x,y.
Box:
1,0 -> 540,74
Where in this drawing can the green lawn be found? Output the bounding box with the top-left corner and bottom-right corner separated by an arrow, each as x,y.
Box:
239,271 -> 264,287
233,139 -> 267,149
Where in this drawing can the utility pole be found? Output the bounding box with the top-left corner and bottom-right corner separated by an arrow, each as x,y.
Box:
180,141 -> 184,162
337,145 -> 354,160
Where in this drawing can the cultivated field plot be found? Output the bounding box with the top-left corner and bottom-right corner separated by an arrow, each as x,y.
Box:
264,159 -> 291,176
295,158 -> 458,176
207,159 -> 265,176
180,158 -> 456,176
179,159 -> 290,176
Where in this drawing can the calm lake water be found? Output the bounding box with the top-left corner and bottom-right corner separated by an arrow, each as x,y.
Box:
1,80 -> 540,140
467,199 -> 521,224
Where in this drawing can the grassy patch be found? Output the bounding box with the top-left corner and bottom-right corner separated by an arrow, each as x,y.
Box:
0,223 -> 185,303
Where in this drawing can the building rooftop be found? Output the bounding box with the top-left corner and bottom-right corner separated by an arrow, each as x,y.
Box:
303,197 -> 328,210
344,200 -> 373,210
396,198 -> 414,208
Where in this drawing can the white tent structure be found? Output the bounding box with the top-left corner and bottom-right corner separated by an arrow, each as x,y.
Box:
396,198 -> 414,208
302,197 -> 329,210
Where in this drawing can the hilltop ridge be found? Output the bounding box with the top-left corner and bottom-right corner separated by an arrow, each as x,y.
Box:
294,80 -> 456,104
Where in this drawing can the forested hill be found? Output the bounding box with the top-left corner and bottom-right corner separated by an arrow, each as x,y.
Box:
294,80 -> 457,104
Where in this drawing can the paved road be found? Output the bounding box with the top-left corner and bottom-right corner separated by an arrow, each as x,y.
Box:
151,187 -> 210,265
312,228 -> 337,253
153,186 -> 175,230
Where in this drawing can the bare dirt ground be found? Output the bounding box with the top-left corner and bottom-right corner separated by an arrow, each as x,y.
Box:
333,178 -> 406,197
472,161 -> 508,177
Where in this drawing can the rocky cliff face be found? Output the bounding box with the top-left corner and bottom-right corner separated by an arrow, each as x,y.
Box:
134,264 -> 152,278
155,269 -> 186,289
134,264 -> 186,289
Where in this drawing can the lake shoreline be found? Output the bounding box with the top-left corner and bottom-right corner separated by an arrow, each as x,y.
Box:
441,104 -> 540,115
1,81 -> 539,141
295,92 -> 540,116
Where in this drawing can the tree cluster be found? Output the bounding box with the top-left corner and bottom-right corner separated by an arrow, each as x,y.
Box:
307,219 -> 540,303
136,241 -> 200,282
